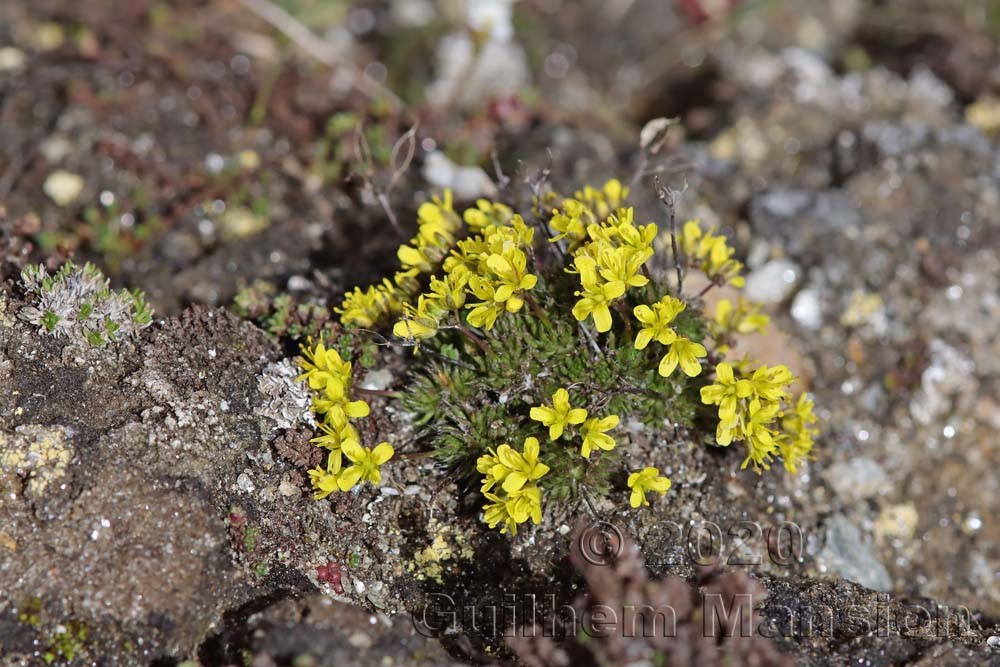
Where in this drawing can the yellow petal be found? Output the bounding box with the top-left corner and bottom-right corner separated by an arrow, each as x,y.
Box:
371,442 -> 394,465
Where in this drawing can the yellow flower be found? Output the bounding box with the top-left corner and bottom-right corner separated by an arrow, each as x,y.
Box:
713,298 -> 769,336
297,340 -> 352,392
336,441 -> 394,491
485,247 -> 537,312
627,467 -> 672,508
741,399 -> 780,471
312,380 -> 370,423
580,414 -> 619,459
675,220 -> 745,288
506,485 -> 543,525
392,295 -> 444,341
776,393 -> 817,473
395,190 -> 462,274
700,362 -> 754,422
573,179 -> 628,219
680,220 -> 703,257
482,485 -> 543,535
466,276 -> 506,330
309,416 -> 361,471
428,269 -> 469,310
308,454 -> 343,500
483,491 -> 518,534
549,209 -> 588,246
491,437 -> 550,493
658,336 -> 707,377
337,280 -> 404,328
571,255 -> 626,333
633,296 -> 685,350
608,208 -> 657,252
393,268 -> 422,296
477,450 -> 502,492
596,245 -> 650,289
464,199 -> 513,229
746,364 -> 794,403
530,388 -> 588,440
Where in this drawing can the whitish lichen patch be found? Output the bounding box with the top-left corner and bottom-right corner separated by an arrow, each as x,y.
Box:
0,425 -> 75,496
255,359 -> 315,429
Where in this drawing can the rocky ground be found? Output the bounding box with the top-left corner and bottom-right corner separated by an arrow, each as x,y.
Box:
2,0 -> 1000,665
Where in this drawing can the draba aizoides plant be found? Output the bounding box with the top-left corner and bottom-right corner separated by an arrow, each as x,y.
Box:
296,180 -> 817,536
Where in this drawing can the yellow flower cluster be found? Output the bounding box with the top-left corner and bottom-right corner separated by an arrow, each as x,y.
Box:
548,179 -> 629,250
676,220 -> 746,288
337,191 -> 461,328
776,393 -> 818,473
633,295 -> 707,378
477,437 -> 548,535
315,177 -> 815,529
475,388 -> 628,534
699,361 -> 814,472
712,297 -> 769,334
548,181 -> 657,333
393,207 -> 538,339
528,387 -> 622,459
708,297 -> 770,357
296,339 -> 394,498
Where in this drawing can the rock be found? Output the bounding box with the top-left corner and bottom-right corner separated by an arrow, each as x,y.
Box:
876,503 -> 919,542
790,286 -> 823,330
0,47 -> 27,73
426,12 -> 529,111
910,340 -> 975,425
743,258 -> 801,304
817,514 -> 892,592
42,170 -> 85,207
422,151 -> 497,200
244,595 -> 463,666
823,458 -> 889,501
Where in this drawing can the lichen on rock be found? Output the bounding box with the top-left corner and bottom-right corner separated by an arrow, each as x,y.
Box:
0,424 -> 74,497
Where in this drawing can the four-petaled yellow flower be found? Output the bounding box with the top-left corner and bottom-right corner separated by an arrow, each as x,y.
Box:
309,414 -> 360,471
746,364 -> 795,403
597,246 -> 650,289
713,298 -> 769,336
658,336 -> 707,378
337,441 -> 395,491
308,456 -> 342,500
312,380 -> 370,423
571,255 -> 626,333
489,437 -> 550,493
393,294 -> 446,341
633,296 -> 686,350
465,276 -> 506,330
627,467 -> 672,508
700,362 -> 754,424
676,220 -> 745,288
297,340 -> 352,391
580,414 -> 620,459
485,248 -> 537,312
530,388 -> 588,440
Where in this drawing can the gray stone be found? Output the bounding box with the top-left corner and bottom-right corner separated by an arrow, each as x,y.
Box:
823,458 -> 889,501
744,259 -> 801,304
817,514 -> 892,592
